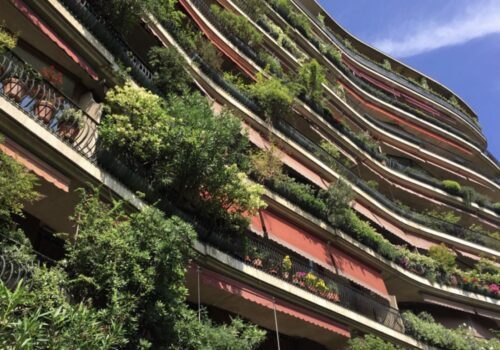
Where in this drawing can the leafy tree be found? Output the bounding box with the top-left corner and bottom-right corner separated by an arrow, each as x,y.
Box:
211,5 -> 263,48
0,137 -> 39,264
348,334 -> 402,350
100,83 -> 266,231
428,244 -> 456,271
296,59 -> 326,104
247,72 -> 296,119
0,188 -> 266,349
148,46 -> 192,95
0,24 -> 16,54
322,179 -> 354,226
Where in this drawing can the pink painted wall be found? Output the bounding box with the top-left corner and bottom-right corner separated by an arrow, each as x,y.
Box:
251,209 -> 389,296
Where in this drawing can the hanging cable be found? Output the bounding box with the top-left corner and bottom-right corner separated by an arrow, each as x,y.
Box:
197,265 -> 201,322
272,297 -> 281,350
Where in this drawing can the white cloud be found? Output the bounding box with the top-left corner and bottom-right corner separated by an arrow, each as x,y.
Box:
373,0 -> 500,57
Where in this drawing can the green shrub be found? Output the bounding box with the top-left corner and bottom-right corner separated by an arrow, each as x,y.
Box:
441,180 -> 461,194
268,174 -> 327,217
493,202 -> 500,214
428,244 -> 456,271
148,46 -> 192,95
295,59 -> 326,103
247,72 -> 296,118
348,334 -> 402,350
197,36 -> 224,71
251,147 -> 283,182
424,208 -> 461,224
0,277 -> 126,349
381,59 -> 392,71
323,179 -> 354,226
211,5 -> 263,48
402,311 -> 500,350
0,24 -> 16,54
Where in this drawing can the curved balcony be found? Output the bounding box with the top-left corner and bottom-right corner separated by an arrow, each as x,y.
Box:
208,0 -> 500,194
0,51 -> 98,159
0,254 -> 35,289
198,229 -> 405,332
274,118 -> 500,252
262,1 -> 498,171
290,0 -> 481,135
58,0 -> 158,93
176,1 -> 500,251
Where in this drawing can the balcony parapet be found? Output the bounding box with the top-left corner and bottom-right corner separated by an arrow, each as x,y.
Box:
0,50 -> 98,158
290,0 -> 482,135
57,0 -> 157,93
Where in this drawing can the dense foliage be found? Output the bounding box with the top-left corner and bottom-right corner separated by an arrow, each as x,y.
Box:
247,72 -> 296,119
211,5 -> 263,49
403,311 -> 500,350
296,59 -> 326,104
0,178 -> 266,349
100,82 -> 266,232
0,24 -> 16,54
88,0 -> 180,31
148,46 -> 192,95
348,335 -> 402,350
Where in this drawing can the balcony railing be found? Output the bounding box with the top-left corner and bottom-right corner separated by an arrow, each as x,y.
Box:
0,51 -> 98,159
199,229 -> 406,332
57,0 -> 158,93
0,254 -> 35,289
290,0 -> 481,133
95,144 -> 406,332
274,119 -> 500,251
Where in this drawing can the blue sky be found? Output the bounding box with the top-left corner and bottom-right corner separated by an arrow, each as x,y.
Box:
318,0 -> 500,159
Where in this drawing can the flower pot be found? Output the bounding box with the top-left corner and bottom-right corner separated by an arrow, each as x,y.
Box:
57,121 -> 80,142
34,99 -> 55,124
2,77 -> 27,102
326,293 -> 340,302
282,271 -> 290,280
252,258 -> 262,268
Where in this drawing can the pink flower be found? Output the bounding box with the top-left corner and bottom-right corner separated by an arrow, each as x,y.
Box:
488,284 -> 499,294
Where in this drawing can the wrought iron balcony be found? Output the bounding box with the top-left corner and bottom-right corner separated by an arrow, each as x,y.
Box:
199,229 -> 405,332
0,51 -> 98,159
0,254 -> 35,289
290,0 -> 481,132
57,0 -> 157,93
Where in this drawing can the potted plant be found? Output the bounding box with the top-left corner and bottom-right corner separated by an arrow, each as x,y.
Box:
281,255 -> 292,279
57,108 -> 83,142
34,65 -> 63,124
292,271 -> 306,287
304,272 -> 318,292
2,64 -> 29,102
326,282 -> 340,302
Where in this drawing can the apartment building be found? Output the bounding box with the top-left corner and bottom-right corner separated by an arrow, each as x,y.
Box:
0,0 -> 498,348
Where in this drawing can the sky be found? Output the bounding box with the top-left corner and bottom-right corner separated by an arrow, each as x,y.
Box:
318,0 -> 500,160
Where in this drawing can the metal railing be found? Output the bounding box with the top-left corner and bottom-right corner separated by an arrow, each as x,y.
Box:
57,0 -> 158,93
199,229 -> 405,332
290,0 -> 481,132
274,119 -> 500,250
188,0 -> 267,68
0,51 -> 98,159
0,254 -> 36,289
